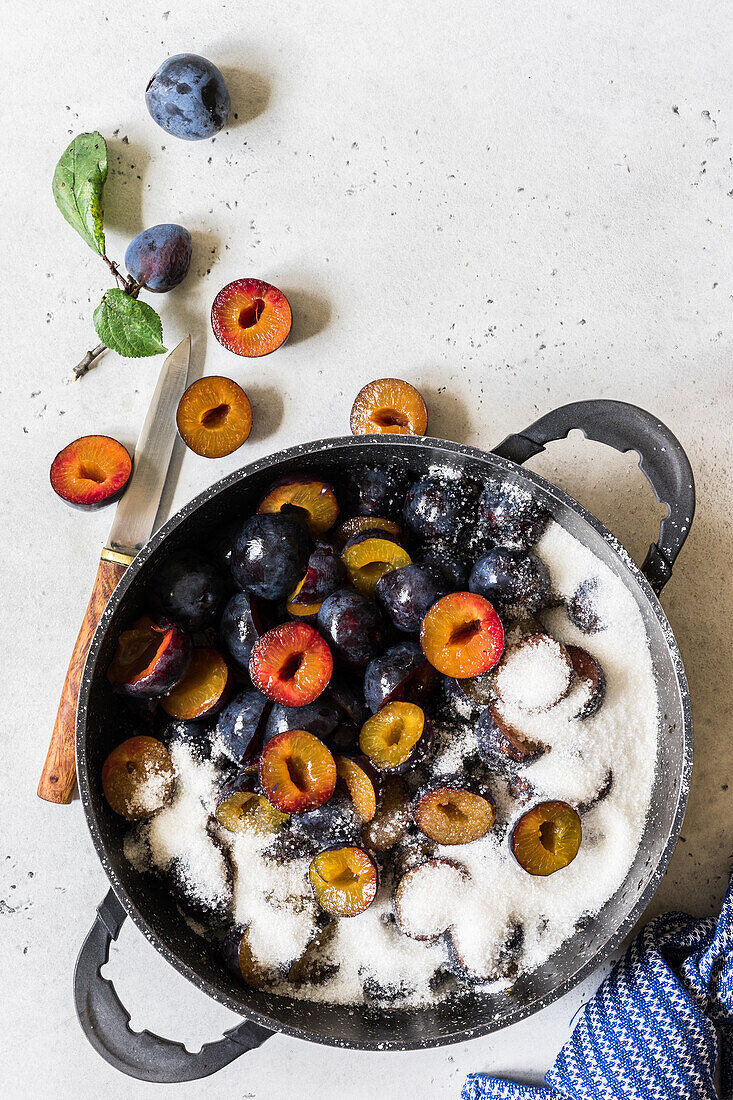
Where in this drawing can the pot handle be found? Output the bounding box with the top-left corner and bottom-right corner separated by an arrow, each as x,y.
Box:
74,890 -> 274,1082
492,399 -> 695,594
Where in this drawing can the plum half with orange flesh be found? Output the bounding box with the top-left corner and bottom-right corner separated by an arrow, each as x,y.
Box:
101,736 -> 176,820
258,474 -> 339,536
161,647 -> 231,720
176,376 -> 252,458
50,435 -> 132,509
309,846 -> 378,917
511,800 -> 582,875
335,755 -> 378,822
341,531 -> 411,597
420,592 -> 504,678
359,701 -> 428,773
211,278 -> 291,357
258,729 -> 337,813
350,378 -> 428,436
215,770 -> 289,836
249,622 -> 333,707
413,785 -> 495,845
107,615 -> 191,698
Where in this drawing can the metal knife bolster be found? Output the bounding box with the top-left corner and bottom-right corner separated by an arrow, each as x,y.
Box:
104,335 -> 191,564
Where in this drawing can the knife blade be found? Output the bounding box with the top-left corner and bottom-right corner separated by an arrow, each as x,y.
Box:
38,336 -> 191,804
105,334 -> 191,562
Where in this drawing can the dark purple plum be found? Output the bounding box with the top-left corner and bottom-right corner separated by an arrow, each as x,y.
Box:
567,577 -> 606,634
263,829 -> 321,864
231,514 -> 310,601
363,641 -> 439,713
263,695 -> 342,743
419,549 -> 468,589
161,718 -> 213,761
476,705 -> 543,772
340,465 -> 407,520
317,589 -> 386,668
469,547 -> 550,615
148,552 -> 226,632
125,224 -> 192,292
375,562 -> 450,633
291,789 -> 362,845
220,592 -> 261,672
211,520 -> 241,572
145,53 -> 230,141
403,477 -> 466,540
329,677 -> 369,728
478,478 -> 549,549
215,690 -> 270,765
291,540 -> 345,605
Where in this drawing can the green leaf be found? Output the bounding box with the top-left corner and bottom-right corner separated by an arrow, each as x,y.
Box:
52,132 -> 108,255
93,290 -> 167,358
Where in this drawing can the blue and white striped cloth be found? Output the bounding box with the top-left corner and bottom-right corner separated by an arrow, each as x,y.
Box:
464,876 -> 733,1100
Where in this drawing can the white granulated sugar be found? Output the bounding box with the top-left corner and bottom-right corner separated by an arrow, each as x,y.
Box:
121,507 -> 658,1009
495,635 -> 572,712
131,743 -> 232,912
228,832 -> 320,971
396,861 -> 469,939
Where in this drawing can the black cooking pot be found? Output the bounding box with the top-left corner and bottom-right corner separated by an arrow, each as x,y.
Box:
74,400 -> 695,1082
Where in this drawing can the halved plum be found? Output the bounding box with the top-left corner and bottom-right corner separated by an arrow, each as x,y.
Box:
511,800 -> 582,875
476,704 -> 544,771
420,592 -> 504,678
493,633 -> 573,713
332,515 -> 403,550
107,615 -> 191,698
350,378 -> 428,436
211,278 -> 292,357
287,541 -> 345,619
413,785 -> 495,845
335,755 -> 378,822
361,775 -> 411,851
215,770 -> 289,836
394,859 -> 469,940
161,647 -> 231,720
258,729 -> 337,813
359,701 -> 428,772
341,532 -> 411,597
50,435 -> 132,509
176,376 -> 252,458
223,927 -> 274,988
249,622 -> 333,706
309,846 -> 378,917
288,922 -> 340,985
101,736 -> 176,820
258,475 -> 339,536
215,690 -> 270,765
566,645 -> 606,719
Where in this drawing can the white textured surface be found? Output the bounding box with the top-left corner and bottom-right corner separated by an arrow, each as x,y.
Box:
2,0 -> 732,1096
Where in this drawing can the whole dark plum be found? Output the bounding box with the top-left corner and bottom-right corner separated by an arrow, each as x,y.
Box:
340,466 -> 406,520
292,789 -> 362,846
317,589 -> 386,668
403,477 -> 466,541
263,695 -> 342,743
478,479 -> 549,549
231,514 -> 310,600
294,540 -> 345,604
469,547 -> 551,615
567,577 -> 607,634
145,54 -> 230,140
148,551 -> 226,631
219,592 -> 260,672
419,548 -> 468,590
215,690 -> 269,765
363,641 -> 439,712
162,718 -> 213,761
125,224 -> 192,292
375,562 -> 450,633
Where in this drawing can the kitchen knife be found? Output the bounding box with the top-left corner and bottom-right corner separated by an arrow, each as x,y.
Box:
38,335 -> 191,804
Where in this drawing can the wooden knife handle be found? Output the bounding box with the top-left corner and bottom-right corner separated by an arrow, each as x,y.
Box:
38,554 -> 129,804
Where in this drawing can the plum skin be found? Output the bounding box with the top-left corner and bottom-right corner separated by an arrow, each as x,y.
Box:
317,589 -> 387,668
125,224 -> 192,292
148,551 -> 226,632
231,514 -> 311,601
375,562 -> 450,632
219,593 -> 260,672
469,547 -> 551,615
145,53 -> 230,140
